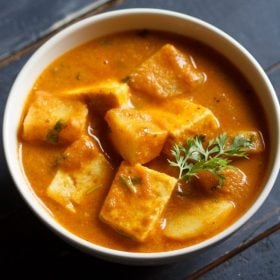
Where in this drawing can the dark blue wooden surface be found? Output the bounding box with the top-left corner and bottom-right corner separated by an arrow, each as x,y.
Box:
0,0 -> 279,279
111,0 -> 280,69
0,0 -> 112,60
200,230 -> 280,279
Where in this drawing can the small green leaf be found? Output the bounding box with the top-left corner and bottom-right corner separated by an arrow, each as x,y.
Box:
52,153 -> 67,169
46,120 -> 67,144
121,76 -> 130,83
85,185 -> 102,195
131,177 -> 142,185
119,175 -> 141,193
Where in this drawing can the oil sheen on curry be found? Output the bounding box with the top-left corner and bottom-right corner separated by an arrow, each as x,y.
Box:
19,30 -> 268,252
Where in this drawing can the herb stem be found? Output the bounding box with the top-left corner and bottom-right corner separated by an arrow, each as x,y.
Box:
168,133 -> 253,185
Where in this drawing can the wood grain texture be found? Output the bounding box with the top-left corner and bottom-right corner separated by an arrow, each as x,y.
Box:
187,224 -> 280,279
0,0 -> 280,278
199,230 -> 280,280
0,0 -> 123,69
0,0 -> 115,60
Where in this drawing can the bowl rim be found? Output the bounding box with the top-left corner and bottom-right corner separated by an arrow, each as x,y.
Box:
3,8 -> 280,262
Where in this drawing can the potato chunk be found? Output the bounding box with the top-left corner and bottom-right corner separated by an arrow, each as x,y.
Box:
100,162 -> 177,242
62,80 -> 131,115
129,44 -> 206,98
47,136 -> 113,212
194,168 -> 248,202
105,108 -> 168,164
145,98 -> 219,153
23,91 -> 88,144
219,169 -> 248,201
164,199 -> 235,240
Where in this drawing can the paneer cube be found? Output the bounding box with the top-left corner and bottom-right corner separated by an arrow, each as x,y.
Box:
194,168 -> 248,202
229,131 -> 265,153
164,199 -> 235,240
47,136 -> 113,212
100,162 -> 177,242
129,44 -> 206,98
47,170 -> 76,212
145,98 -> 220,153
70,154 -> 113,204
105,108 -> 168,164
23,91 -> 88,144
62,80 -> 131,115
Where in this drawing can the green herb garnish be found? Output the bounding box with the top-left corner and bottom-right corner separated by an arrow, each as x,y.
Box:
121,76 -> 130,83
46,120 -> 67,144
85,185 -> 102,195
52,153 -> 67,169
168,133 -> 253,186
119,175 -> 142,193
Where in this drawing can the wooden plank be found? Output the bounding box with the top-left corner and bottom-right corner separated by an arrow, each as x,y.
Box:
0,0 -> 116,60
188,224 -> 280,279
110,0 -> 280,69
198,230 -> 280,280
1,0 -> 279,70
0,0 -> 121,69
0,0 -> 280,278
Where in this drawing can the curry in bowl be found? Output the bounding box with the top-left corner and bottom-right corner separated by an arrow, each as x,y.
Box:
19,30 -> 267,252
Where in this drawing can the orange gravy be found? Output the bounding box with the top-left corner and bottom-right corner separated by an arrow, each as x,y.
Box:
19,31 -> 268,252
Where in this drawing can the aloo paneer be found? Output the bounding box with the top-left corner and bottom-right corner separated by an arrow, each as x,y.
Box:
19,30 -> 268,253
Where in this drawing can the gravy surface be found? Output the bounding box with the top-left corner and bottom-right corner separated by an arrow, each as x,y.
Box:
20,31 -> 268,252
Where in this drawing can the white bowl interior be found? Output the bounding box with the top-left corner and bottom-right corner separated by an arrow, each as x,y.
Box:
3,9 -> 280,265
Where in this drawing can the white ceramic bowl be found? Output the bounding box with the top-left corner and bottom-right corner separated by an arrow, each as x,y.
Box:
3,9 -> 280,265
